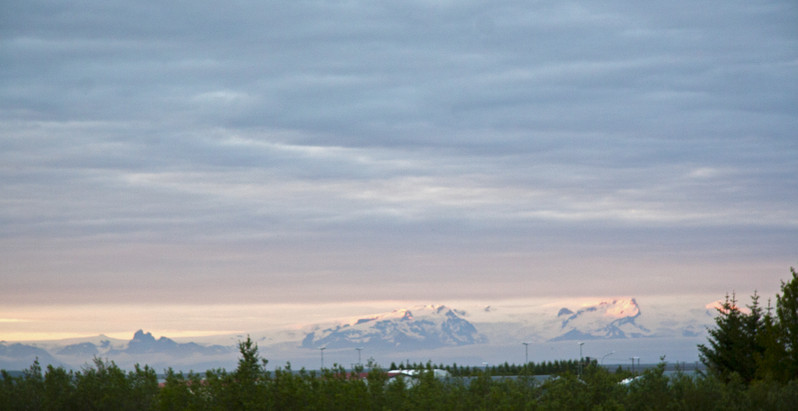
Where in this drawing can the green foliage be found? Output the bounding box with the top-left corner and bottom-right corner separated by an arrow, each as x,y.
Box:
157,368 -> 207,411
72,358 -> 158,411
43,364 -> 76,410
624,359 -> 672,411
232,336 -> 269,409
2,356 -> 798,410
444,358 -> 583,377
0,359 -> 45,410
774,267 -> 798,379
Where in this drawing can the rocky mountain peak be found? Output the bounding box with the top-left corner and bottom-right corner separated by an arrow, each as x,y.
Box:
302,304 -> 486,351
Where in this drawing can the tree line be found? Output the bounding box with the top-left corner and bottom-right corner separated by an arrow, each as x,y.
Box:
390,359 -> 590,377
2,266 -> 797,410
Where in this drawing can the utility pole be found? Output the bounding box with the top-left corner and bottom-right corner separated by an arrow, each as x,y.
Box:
320,347 -> 326,370
356,347 -> 363,366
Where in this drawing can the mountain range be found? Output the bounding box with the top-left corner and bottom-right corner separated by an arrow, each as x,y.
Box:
1,297 -> 718,371
1,330 -> 233,371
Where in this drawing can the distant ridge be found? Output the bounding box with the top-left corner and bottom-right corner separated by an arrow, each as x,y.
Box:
103,330 -> 230,357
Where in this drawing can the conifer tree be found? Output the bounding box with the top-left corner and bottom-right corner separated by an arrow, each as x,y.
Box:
233,336 -> 269,409
698,293 -> 760,382
773,267 -> 798,380
700,267 -> 798,384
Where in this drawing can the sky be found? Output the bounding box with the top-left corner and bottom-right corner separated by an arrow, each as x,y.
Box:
1,0 -> 797,341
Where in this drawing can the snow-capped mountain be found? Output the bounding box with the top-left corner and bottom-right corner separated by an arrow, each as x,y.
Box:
466,296 -> 714,344
550,298 -> 651,341
301,305 -> 487,351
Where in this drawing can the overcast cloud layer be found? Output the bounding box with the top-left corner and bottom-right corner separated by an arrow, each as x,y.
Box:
1,0 -> 797,312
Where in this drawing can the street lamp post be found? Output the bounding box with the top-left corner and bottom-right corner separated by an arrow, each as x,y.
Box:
356,347 -> 363,366
601,351 -> 615,365
578,342 -> 585,378
522,342 -> 530,364
320,347 -> 326,370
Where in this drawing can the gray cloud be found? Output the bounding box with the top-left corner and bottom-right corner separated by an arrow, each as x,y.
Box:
1,0 -> 796,307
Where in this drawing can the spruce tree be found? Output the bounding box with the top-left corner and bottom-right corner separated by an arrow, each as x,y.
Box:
700,267 -> 798,384
698,293 -> 761,383
773,267 -> 798,380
